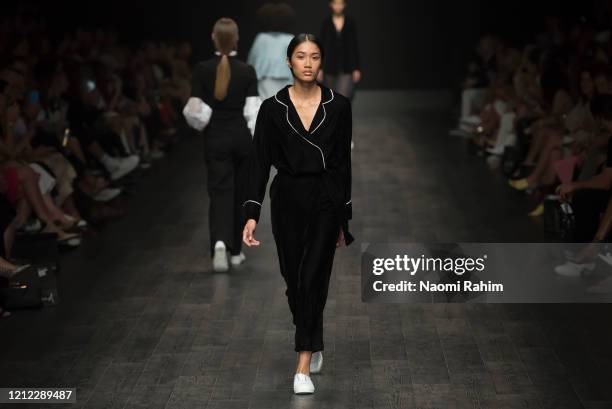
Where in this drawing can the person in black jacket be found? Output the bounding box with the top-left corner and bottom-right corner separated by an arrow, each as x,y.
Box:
186,18 -> 261,272
242,33 -> 354,394
318,0 -> 361,102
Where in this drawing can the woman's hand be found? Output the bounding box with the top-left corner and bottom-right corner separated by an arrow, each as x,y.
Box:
556,182 -> 576,201
243,219 -> 260,246
336,227 -> 345,248
352,69 -> 361,83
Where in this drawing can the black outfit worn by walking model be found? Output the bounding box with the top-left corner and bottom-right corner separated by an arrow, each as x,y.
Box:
319,14 -> 360,101
191,54 -> 259,257
243,83 -> 355,352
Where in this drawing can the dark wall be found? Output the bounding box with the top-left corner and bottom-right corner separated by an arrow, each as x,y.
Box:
22,0 -> 603,89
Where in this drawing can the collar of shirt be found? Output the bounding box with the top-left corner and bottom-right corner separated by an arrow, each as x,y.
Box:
215,50 -> 237,57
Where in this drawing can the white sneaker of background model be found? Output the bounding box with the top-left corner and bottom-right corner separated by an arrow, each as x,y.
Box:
213,241 -> 229,272
293,373 -> 314,394
310,351 -> 323,374
108,155 -> 140,180
94,187 -> 122,202
554,261 -> 596,277
230,252 -> 246,266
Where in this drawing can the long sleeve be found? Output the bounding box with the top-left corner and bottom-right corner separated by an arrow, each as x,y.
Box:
242,100 -> 272,223
350,18 -> 360,70
341,101 -> 353,221
243,65 -> 262,136
183,64 -> 212,131
339,100 -> 355,246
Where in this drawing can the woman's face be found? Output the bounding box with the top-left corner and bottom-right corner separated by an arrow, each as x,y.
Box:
288,41 -> 322,83
580,71 -> 595,97
330,0 -> 346,15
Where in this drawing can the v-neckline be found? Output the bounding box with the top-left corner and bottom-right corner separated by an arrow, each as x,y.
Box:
287,85 -> 323,134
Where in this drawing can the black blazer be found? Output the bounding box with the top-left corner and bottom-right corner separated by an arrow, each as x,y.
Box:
242,84 -> 355,245
319,14 -> 361,74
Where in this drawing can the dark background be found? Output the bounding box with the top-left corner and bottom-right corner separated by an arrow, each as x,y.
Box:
17,0 -> 606,89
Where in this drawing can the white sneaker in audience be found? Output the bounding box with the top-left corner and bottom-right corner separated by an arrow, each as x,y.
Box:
310,351 -> 323,374
460,115 -> 481,125
598,252 -> 612,267
293,373 -> 315,394
94,187 -> 122,202
486,155 -> 501,169
554,261 -> 596,277
150,149 -> 165,160
105,155 -> 140,180
230,252 -> 246,266
449,128 -> 470,137
213,240 -> 229,272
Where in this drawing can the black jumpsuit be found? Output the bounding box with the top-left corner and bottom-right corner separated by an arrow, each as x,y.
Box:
243,84 -> 355,352
191,55 -> 259,257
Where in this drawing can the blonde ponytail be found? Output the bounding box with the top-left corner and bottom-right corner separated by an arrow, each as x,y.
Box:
214,54 -> 231,100
212,17 -> 239,101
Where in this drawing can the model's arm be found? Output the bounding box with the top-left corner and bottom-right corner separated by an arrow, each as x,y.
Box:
243,101 -> 272,224
183,64 -> 212,131
341,100 -> 353,221
243,65 -> 262,136
351,17 -> 360,72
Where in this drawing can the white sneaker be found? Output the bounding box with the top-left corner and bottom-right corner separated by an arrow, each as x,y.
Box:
94,187 -> 122,202
598,252 -> 612,267
310,351 -> 323,374
107,155 -> 140,180
293,373 -> 314,394
486,154 -> 501,169
554,261 -> 596,277
150,149 -> 165,160
230,252 -> 246,266
213,241 -> 228,272
460,115 -> 482,125
449,128 -> 470,137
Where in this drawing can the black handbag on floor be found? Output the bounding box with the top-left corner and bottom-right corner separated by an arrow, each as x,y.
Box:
1,283 -> 43,310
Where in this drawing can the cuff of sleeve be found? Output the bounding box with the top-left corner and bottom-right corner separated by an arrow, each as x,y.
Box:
345,200 -> 352,220
243,200 -> 262,224
342,220 -> 355,246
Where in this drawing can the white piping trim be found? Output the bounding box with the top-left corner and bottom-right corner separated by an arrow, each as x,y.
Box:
310,88 -> 334,134
274,93 -> 327,170
345,199 -> 351,205
243,199 -> 262,207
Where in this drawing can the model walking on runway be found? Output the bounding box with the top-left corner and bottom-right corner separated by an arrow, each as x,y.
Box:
242,33 -> 354,394
184,18 -> 261,272
318,0 -> 361,102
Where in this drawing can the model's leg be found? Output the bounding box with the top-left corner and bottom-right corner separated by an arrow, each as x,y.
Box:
204,134 -> 234,257
231,134 -> 252,255
294,188 -> 339,354
271,191 -> 307,325
335,72 -> 355,101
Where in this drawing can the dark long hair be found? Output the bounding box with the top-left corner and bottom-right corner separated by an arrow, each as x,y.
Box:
286,33 -> 324,60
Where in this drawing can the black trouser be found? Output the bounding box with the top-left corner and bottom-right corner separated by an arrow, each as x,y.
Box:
204,120 -> 252,257
271,172 -> 340,352
573,189 -> 611,242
